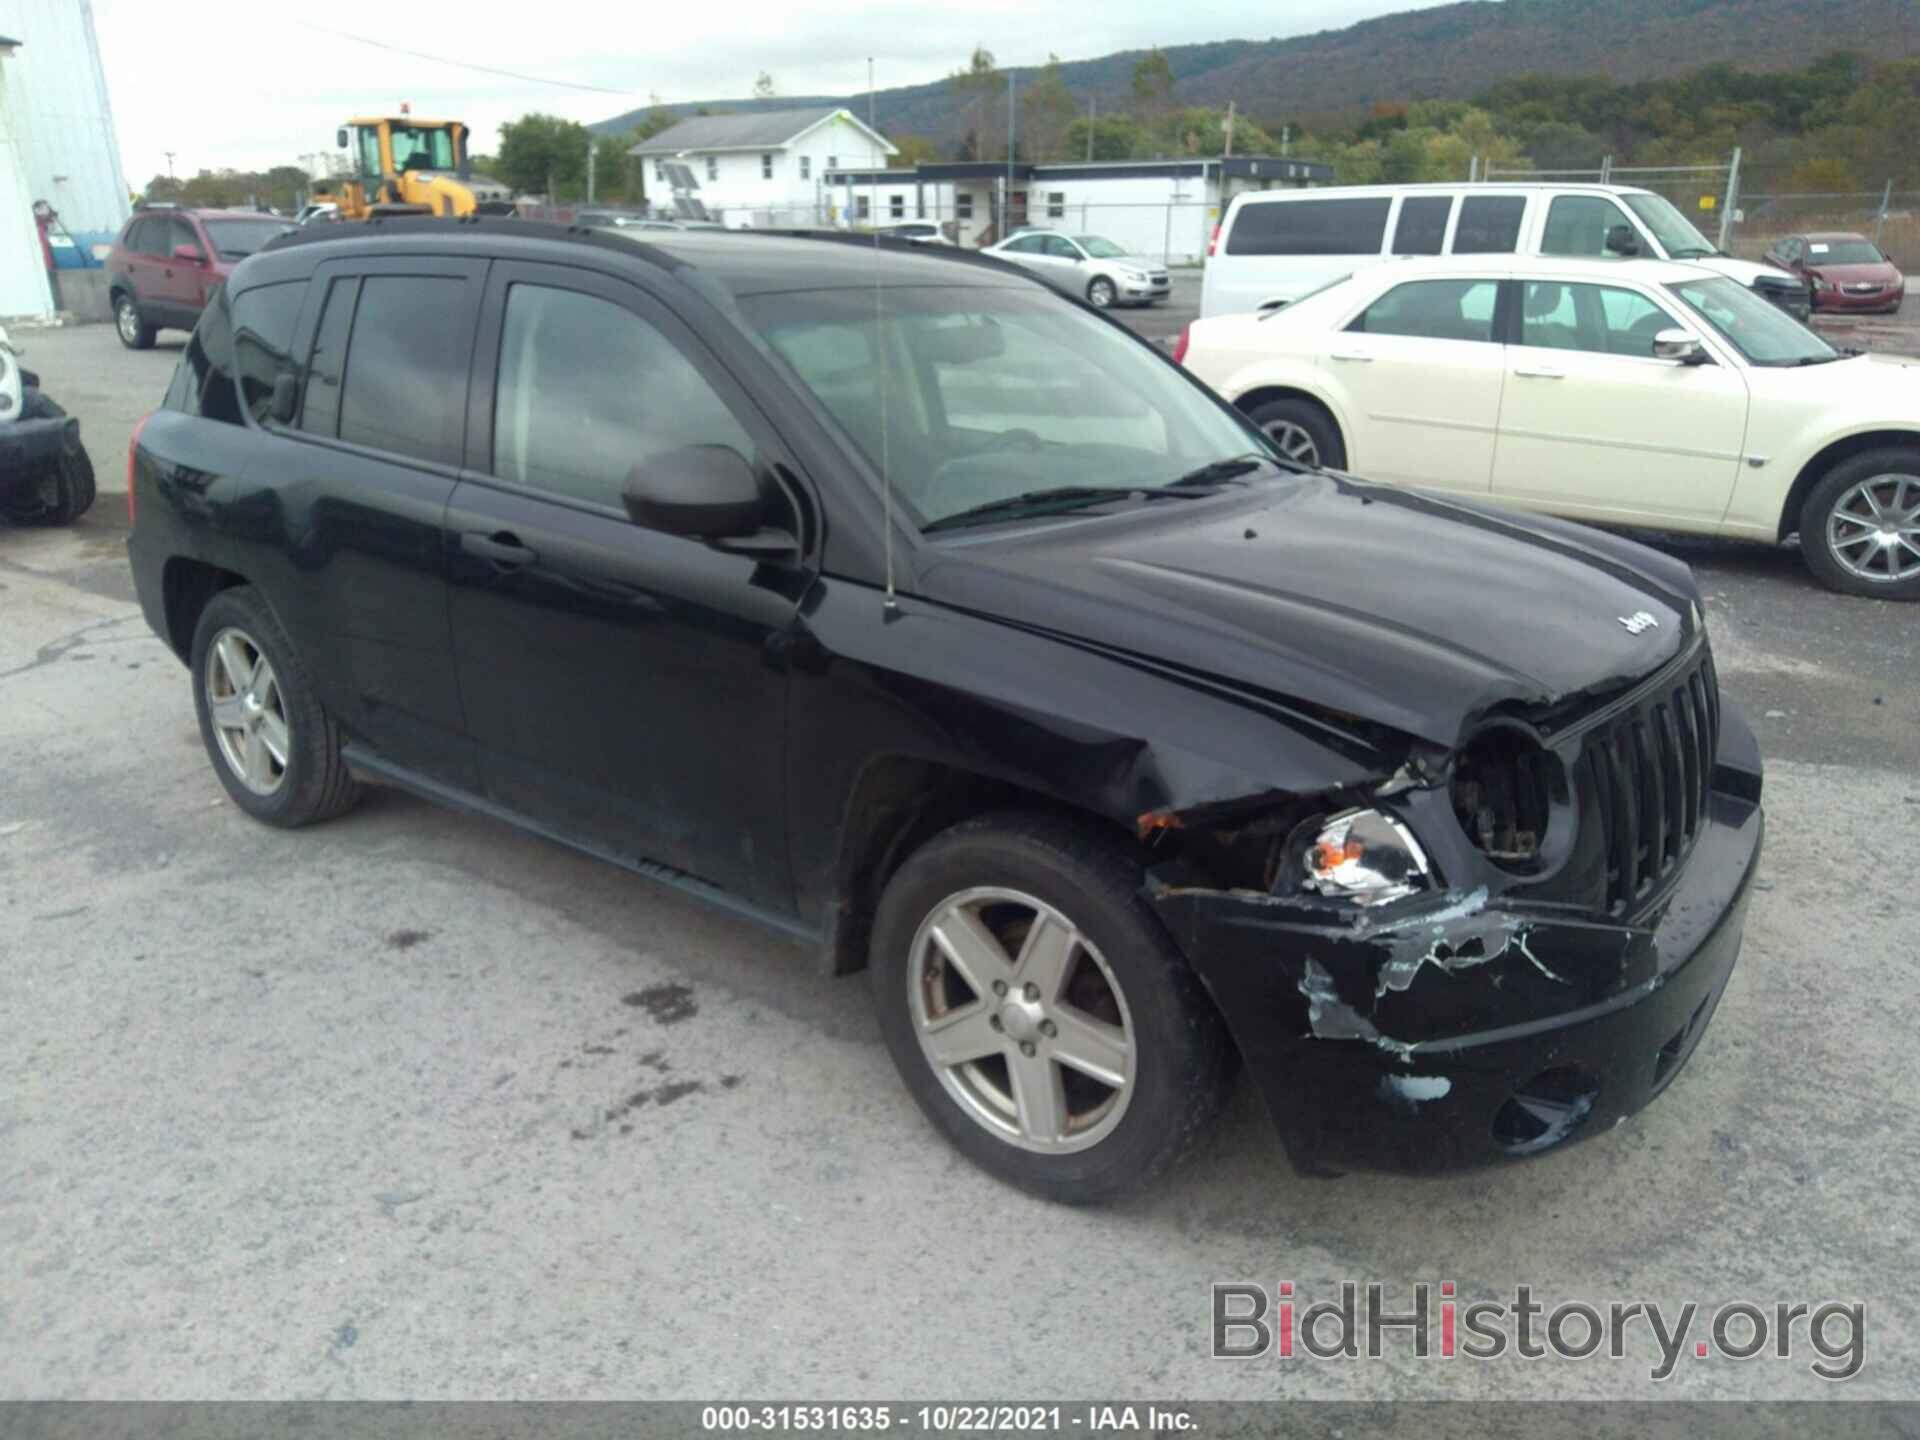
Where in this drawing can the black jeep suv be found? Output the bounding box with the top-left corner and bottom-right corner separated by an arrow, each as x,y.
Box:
127,219 -> 1764,1202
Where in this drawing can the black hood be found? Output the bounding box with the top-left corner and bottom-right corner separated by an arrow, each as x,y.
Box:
915,473 -> 1700,748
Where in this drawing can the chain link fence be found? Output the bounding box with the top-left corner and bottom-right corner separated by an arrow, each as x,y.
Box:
522,196 -> 1220,265
1724,189 -> 1919,272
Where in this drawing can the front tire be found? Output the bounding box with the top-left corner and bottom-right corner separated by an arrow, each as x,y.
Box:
189,587 -> 362,825
1245,395 -> 1346,470
1799,449 -> 1920,600
869,813 -> 1234,1204
114,293 -> 156,350
1085,277 -> 1116,309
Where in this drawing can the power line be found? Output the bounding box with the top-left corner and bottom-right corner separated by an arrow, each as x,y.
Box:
291,19 -> 640,96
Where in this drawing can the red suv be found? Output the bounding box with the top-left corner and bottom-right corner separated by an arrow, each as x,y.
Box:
105,207 -> 294,349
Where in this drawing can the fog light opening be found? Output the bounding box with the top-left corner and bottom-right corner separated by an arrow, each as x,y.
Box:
1492,1065 -> 1600,1156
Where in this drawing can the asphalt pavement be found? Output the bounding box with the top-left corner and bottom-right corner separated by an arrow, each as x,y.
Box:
2,312 -> 1916,1402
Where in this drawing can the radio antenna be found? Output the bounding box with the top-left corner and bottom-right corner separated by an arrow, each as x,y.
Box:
870,57 -> 898,618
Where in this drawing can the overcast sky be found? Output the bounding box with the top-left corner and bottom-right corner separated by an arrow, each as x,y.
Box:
92,0 -> 1455,185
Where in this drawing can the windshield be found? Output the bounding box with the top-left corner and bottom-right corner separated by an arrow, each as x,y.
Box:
203,219 -> 295,260
741,285 -> 1271,531
1667,276 -> 1841,366
1623,193 -> 1718,259
390,124 -> 459,172
1076,236 -> 1127,259
1807,239 -> 1887,265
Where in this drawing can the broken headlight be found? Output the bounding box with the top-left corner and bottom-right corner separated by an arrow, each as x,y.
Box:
1278,808 -> 1431,907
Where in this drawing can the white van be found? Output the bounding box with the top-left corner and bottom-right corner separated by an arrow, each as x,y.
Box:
1200,183 -> 1808,320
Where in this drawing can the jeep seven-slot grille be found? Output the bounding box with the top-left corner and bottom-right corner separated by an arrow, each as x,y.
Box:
1575,647 -> 1720,916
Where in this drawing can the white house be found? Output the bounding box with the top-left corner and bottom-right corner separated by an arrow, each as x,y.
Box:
629,106 -> 896,227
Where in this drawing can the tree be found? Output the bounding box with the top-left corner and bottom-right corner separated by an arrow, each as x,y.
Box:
949,46 -> 1002,162
498,112 -> 590,199
753,72 -> 777,101
1131,47 -> 1175,124
892,134 -> 941,166
1021,54 -> 1077,163
593,133 -> 639,204
1062,113 -> 1141,162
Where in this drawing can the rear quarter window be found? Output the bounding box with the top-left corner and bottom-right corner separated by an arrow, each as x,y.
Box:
1225,197 -> 1393,257
165,285 -> 243,425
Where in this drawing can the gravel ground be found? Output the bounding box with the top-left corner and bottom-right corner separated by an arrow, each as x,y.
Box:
1,312 -> 1915,1403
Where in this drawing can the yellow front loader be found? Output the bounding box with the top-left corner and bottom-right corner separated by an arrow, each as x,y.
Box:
313,116 -> 516,221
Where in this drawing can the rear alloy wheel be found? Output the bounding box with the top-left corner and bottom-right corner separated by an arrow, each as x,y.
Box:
870,813 -> 1234,1203
114,294 -> 156,351
190,587 -> 361,825
1245,395 -> 1346,470
1086,277 -> 1116,309
1801,451 -> 1920,600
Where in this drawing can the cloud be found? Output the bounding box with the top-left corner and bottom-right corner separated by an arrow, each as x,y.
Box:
92,0 -> 1448,183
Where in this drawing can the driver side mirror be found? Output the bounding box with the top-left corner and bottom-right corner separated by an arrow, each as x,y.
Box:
1652,328 -> 1709,365
622,444 -> 794,555
1604,224 -> 1641,257
171,242 -> 205,266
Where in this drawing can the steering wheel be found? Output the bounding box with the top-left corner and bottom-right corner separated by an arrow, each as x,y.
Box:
984,427 -> 1044,452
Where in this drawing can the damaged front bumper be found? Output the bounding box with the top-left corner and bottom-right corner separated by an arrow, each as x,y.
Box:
1148,704 -> 1765,1176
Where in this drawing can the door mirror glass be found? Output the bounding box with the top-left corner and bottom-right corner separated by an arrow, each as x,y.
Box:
1652,328 -> 1708,365
1604,224 -> 1641,257
269,372 -> 299,423
622,445 -> 766,538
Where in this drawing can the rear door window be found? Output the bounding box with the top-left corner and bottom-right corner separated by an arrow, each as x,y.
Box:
1348,278 -> 1500,342
1451,196 -> 1526,255
1225,197 -> 1393,256
1391,196 -> 1453,256
297,272 -> 474,466
167,287 -> 243,424
230,281 -> 309,424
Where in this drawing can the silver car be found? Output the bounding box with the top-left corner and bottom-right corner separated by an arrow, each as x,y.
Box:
981,231 -> 1170,308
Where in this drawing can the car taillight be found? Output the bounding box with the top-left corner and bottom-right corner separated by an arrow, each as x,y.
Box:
1207,222 -> 1222,257
1172,324 -> 1191,366
127,411 -> 151,526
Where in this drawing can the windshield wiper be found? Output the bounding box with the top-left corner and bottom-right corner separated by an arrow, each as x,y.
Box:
1165,454 -> 1274,488
922,486 -> 1139,533
1786,352 -> 1849,366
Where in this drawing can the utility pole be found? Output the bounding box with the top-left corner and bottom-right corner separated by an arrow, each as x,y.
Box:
1281,125 -> 1290,158
1087,95 -> 1095,163
1006,70 -> 1016,233
587,139 -> 597,204
1718,145 -> 1741,252
1223,100 -> 1235,159
164,150 -> 176,179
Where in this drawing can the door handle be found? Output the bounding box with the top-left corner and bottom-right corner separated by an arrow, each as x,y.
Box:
460,530 -> 537,569
1329,349 -> 1374,363
1514,365 -> 1565,379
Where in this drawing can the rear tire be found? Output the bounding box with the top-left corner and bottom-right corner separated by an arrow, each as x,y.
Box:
868,812 -> 1234,1204
189,587 -> 362,826
1245,395 -> 1346,470
1799,448 -> 1920,600
113,293 -> 156,350
0,442 -> 94,525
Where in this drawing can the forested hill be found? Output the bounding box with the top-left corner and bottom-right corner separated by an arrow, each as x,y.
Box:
592,0 -> 1920,139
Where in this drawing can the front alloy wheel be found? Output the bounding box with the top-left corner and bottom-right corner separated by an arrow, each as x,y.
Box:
1825,474 -> 1920,586
909,887 -> 1135,1153
1802,450 -> 1920,599
1086,277 -> 1116,309
870,813 -> 1234,1203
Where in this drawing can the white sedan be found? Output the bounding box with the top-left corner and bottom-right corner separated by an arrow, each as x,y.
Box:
1178,255 -> 1920,598
983,231 -> 1171,309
